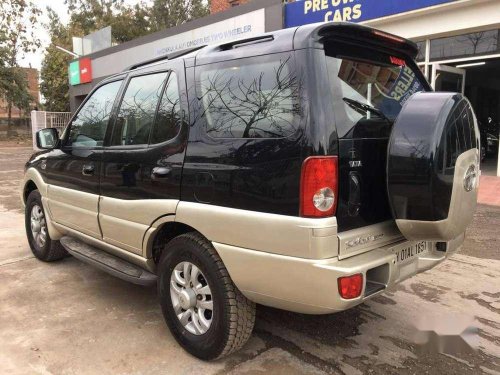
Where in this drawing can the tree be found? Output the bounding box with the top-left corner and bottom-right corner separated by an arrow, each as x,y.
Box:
149,0 -> 210,31
40,8 -> 72,112
64,0 -> 152,43
41,0 -> 210,111
0,0 -> 41,134
41,1 -> 151,111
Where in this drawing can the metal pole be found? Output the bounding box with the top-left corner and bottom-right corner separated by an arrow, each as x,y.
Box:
497,130 -> 500,177
55,45 -> 80,58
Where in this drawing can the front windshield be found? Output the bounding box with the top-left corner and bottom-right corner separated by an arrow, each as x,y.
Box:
325,41 -> 428,138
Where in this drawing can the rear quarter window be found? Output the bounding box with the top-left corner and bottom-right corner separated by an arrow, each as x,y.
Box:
197,54 -> 302,139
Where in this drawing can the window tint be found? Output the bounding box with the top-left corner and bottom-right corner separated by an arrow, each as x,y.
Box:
111,72 -> 168,146
199,56 -> 301,138
67,80 -> 122,148
150,73 -> 181,144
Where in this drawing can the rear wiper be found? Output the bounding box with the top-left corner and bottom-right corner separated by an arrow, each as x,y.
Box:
342,97 -> 390,122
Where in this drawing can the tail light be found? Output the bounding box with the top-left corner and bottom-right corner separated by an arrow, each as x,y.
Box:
300,156 -> 338,218
338,274 -> 363,299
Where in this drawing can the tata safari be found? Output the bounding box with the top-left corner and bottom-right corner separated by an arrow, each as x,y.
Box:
21,22 -> 480,360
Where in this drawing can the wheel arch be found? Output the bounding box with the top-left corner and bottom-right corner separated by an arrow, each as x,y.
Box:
21,168 -> 49,207
22,179 -> 38,205
146,219 -> 212,265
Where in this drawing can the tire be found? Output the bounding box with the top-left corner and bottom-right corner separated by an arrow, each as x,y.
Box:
157,232 -> 256,360
25,190 -> 67,262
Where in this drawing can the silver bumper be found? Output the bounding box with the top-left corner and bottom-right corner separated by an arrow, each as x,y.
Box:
213,233 -> 464,314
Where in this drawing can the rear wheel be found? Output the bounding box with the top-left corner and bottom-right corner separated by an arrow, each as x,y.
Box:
25,190 -> 67,261
157,232 -> 255,360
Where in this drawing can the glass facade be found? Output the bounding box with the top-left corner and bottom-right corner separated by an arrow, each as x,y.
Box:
430,29 -> 500,61
415,41 -> 426,62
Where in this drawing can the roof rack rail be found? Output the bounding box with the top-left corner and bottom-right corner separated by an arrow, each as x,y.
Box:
123,45 -> 207,72
219,35 -> 274,51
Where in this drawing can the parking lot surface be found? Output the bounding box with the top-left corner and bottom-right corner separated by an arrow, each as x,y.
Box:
0,145 -> 499,375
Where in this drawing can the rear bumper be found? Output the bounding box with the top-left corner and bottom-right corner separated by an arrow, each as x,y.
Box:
214,233 -> 464,314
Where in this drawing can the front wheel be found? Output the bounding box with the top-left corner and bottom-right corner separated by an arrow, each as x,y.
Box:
25,190 -> 67,262
157,232 -> 256,360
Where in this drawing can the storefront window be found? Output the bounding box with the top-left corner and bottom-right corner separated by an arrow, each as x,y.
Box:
415,41 -> 426,62
430,29 -> 499,61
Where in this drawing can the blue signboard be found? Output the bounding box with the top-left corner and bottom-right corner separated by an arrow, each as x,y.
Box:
285,0 -> 456,28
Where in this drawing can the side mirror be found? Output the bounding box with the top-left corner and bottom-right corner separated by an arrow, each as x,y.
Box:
36,128 -> 59,150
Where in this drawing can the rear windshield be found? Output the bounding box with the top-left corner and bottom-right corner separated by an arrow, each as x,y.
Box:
325,41 -> 428,138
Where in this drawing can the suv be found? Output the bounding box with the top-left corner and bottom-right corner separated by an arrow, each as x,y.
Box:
22,22 -> 480,360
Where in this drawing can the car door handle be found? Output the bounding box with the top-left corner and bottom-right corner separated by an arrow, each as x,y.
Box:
82,163 -> 95,176
151,167 -> 171,179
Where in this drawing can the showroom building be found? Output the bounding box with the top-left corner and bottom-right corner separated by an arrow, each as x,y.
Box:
68,0 -> 283,111
285,0 -> 500,174
68,0 -> 500,174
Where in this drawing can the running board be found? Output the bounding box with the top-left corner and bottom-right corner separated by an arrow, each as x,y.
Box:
60,236 -> 157,286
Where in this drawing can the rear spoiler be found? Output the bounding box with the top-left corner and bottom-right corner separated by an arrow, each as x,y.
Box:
294,22 -> 419,59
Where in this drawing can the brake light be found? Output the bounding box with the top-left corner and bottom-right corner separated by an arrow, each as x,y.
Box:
300,156 -> 338,218
372,30 -> 405,44
338,274 -> 363,299
389,56 -> 406,66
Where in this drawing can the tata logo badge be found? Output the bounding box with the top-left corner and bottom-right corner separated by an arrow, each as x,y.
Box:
463,164 -> 477,192
348,148 -> 358,159
349,160 -> 362,168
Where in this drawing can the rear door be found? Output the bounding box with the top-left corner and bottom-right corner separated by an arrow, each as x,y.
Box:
323,41 -> 429,233
99,61 -> 187,254
181,52 -> 304,216
44,79 -> 123,238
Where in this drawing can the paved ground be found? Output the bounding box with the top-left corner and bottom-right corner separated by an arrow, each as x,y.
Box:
0,145 -> 499,375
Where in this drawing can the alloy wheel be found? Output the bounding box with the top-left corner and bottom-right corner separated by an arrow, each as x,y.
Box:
170,261 -> 213,335
30,204 -> 47,248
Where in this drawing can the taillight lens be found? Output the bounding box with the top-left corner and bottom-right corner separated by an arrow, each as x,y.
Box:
300,156 -> 338,218
338,274 -> 363,299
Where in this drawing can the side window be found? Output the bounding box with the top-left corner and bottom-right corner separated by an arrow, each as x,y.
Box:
198,55 -> 301,139
150,72 -> 181,144
110,72 -> 169,146
67,80 -> 122,148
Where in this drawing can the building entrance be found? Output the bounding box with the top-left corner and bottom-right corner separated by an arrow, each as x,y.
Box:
452,59 -> 500,175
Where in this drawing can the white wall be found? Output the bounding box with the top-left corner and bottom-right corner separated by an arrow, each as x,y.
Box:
363,0 -> 500,40
91,9 -> 266,79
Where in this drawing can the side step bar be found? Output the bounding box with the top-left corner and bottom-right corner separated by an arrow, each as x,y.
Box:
60,236 -> 157,286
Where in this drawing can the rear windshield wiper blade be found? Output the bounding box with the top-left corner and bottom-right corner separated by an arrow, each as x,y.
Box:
342,97 -> 390,122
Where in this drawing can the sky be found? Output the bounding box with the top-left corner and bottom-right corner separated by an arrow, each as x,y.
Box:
18,0 -> 149,70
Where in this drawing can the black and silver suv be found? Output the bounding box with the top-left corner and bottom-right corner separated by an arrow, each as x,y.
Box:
22,22 -> 480,360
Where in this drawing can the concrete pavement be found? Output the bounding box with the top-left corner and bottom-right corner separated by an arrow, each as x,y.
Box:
0,145 -> 499,374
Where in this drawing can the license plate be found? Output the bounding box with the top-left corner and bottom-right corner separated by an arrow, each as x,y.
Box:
394,241 -> 427,264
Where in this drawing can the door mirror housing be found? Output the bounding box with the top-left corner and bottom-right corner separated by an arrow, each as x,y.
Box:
36,128 -> 59,150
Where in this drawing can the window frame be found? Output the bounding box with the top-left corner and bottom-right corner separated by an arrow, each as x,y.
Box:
61,77 -> 125,150
195,52 -> 303,141
106,69 -> 172,150
148,70 -> 183,147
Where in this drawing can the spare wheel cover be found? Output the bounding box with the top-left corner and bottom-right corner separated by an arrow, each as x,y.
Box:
387,92 -> 480,241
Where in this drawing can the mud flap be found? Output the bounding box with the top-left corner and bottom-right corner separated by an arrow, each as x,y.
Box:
387,92 -> 480,241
